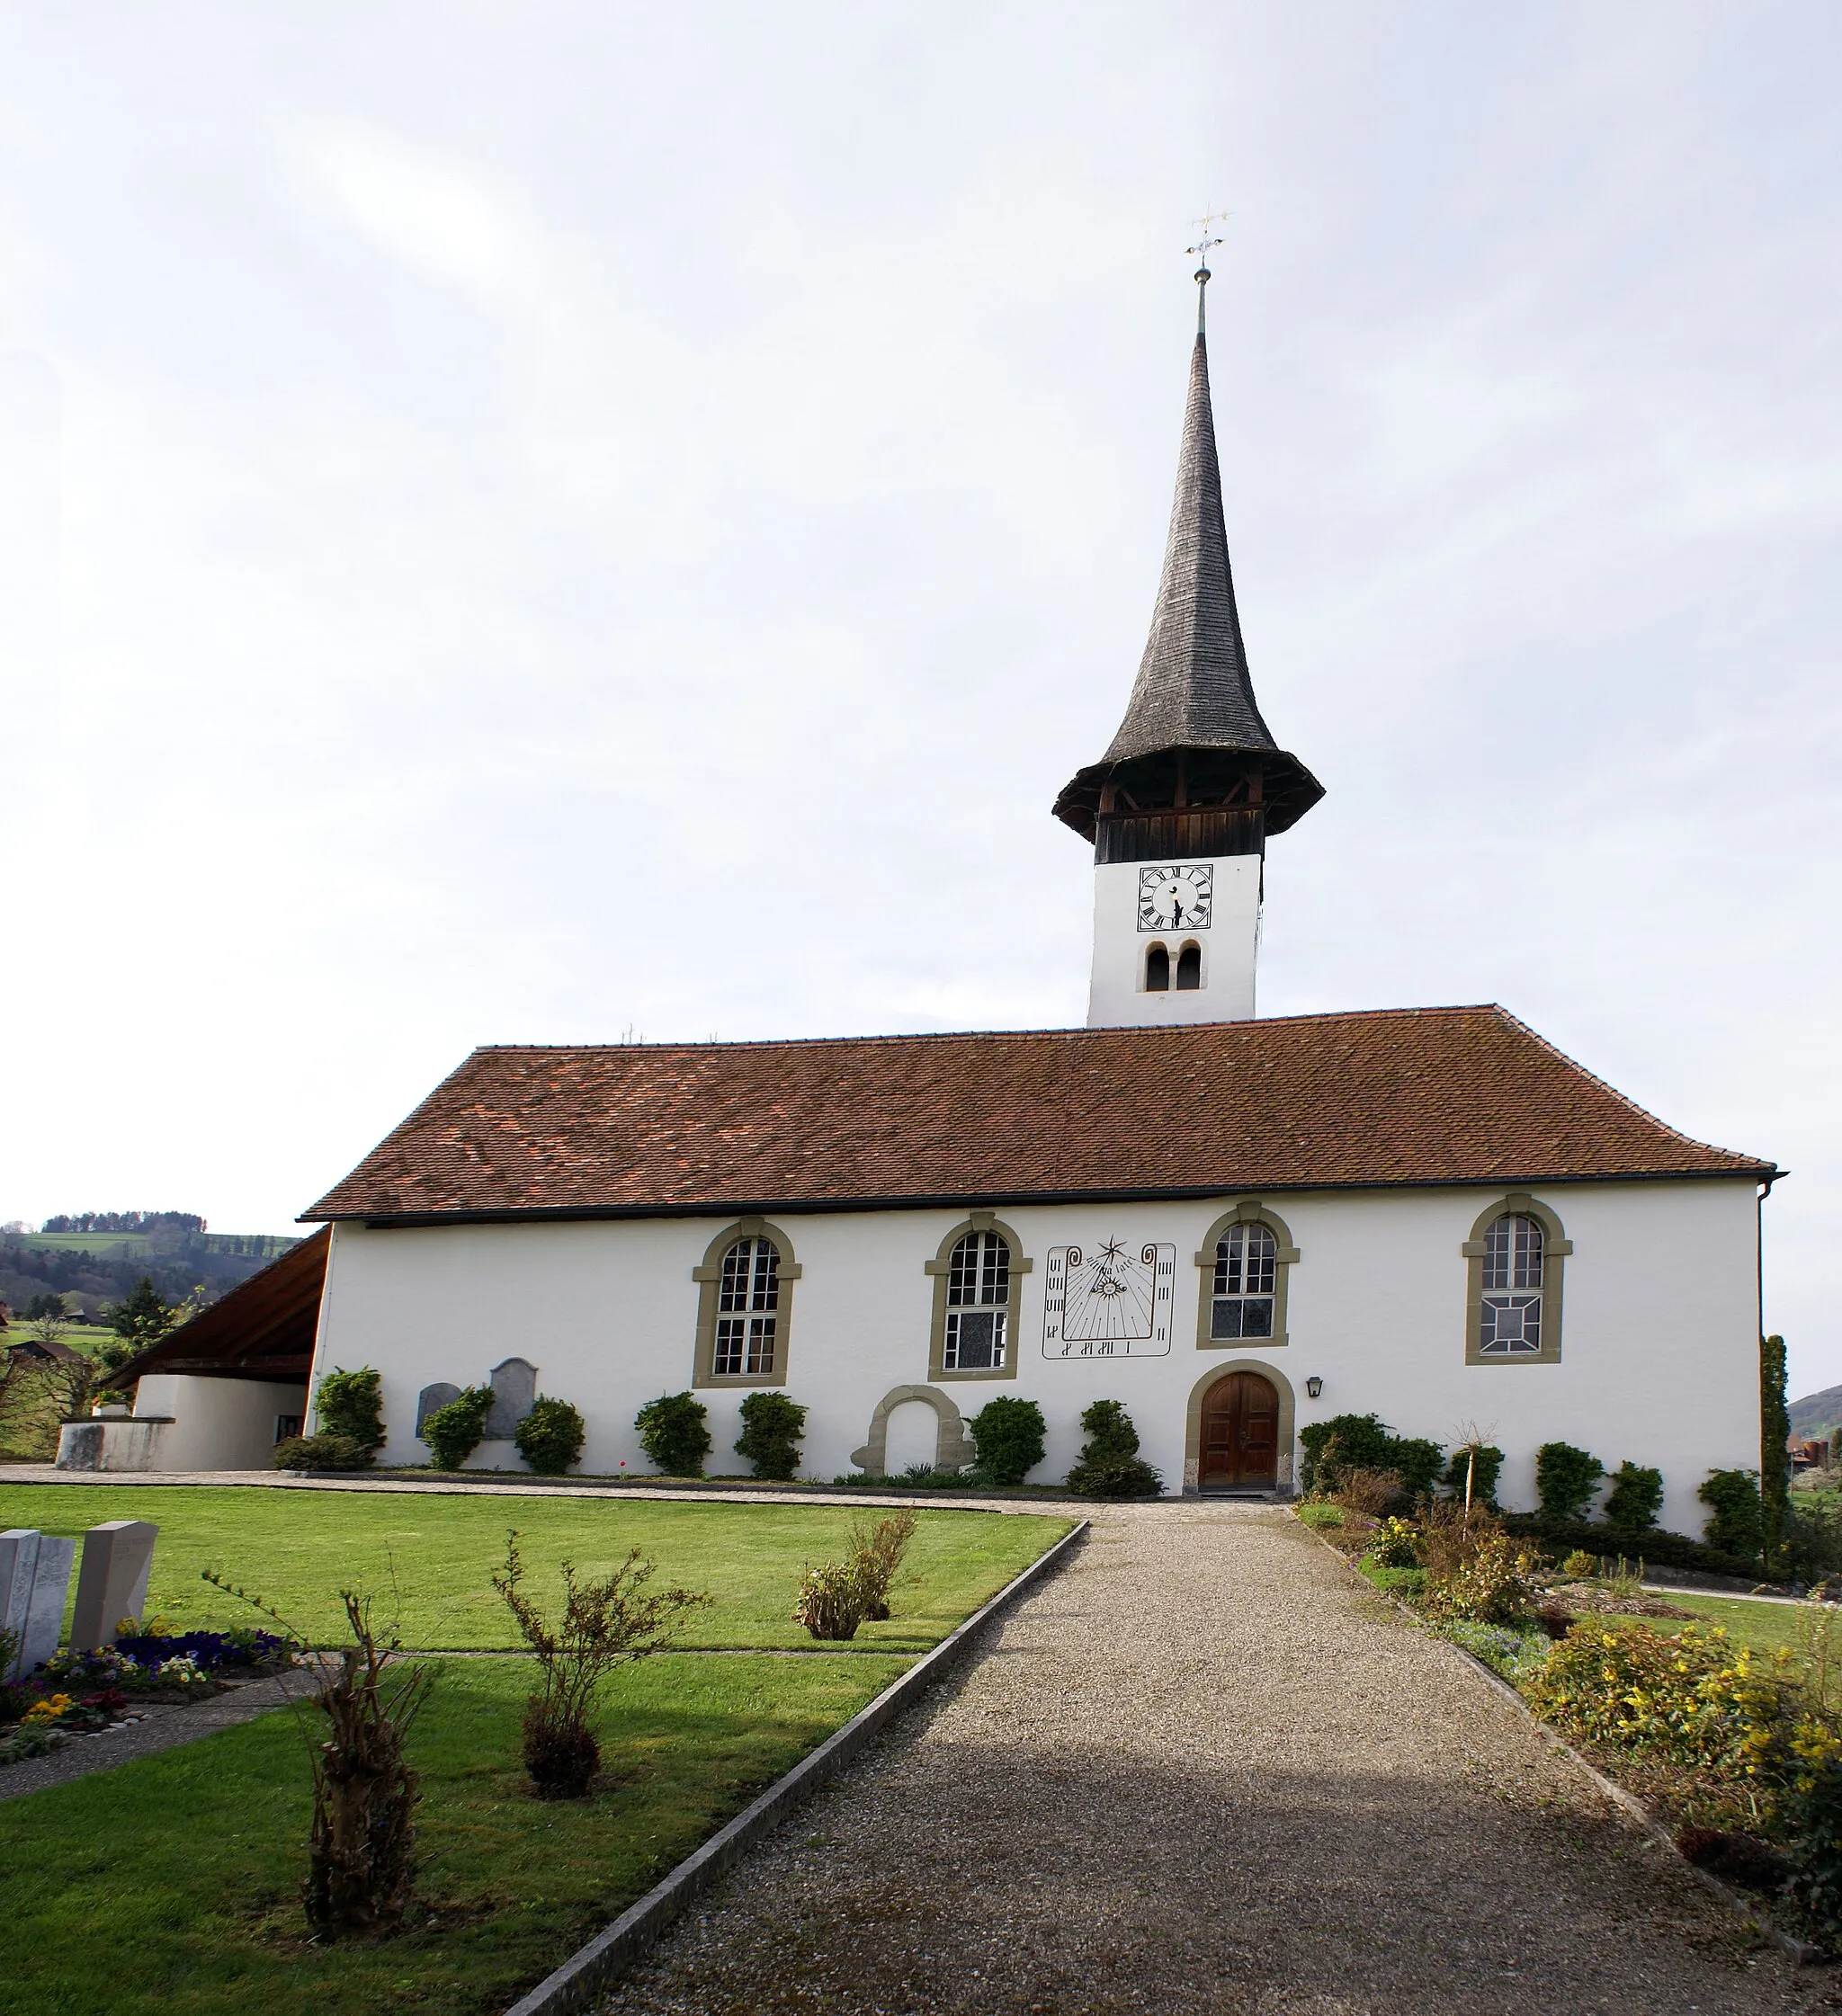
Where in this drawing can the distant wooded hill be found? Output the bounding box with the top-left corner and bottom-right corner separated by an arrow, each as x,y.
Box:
0,1227 -> 299,1323
1790,1387 -> 1842,1445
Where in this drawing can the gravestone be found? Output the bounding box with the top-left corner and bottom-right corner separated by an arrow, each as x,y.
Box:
1,1529 -> 78,1681
482,1358 -> 538,1440
415,1382 -> 462,1436
69,1520 -> 158,1652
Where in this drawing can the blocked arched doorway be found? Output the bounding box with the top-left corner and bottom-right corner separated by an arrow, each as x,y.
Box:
1198,1369 -> 1280,1491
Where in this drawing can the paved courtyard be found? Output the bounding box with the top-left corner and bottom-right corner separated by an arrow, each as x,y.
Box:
604,1503 -> 1840,2015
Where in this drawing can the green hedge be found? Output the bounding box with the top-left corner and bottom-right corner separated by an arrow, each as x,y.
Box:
1501,1513 -> 1764,1582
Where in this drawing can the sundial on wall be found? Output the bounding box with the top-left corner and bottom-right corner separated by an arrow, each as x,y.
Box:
1042,1239 -> 1177,1358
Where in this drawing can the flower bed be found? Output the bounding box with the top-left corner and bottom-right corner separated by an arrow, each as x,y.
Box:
1299,1490 -> 1842,1949
2,1624 -> 291,1767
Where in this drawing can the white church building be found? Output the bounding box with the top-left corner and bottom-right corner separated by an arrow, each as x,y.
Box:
106,270 -> 1776,1530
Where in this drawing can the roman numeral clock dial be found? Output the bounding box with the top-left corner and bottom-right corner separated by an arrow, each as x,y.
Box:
1137,863 -> 1213,931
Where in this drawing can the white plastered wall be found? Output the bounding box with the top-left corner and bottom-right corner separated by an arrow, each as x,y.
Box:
133,1375 -> 308,1471
308,1177 -> 1761,1538
1087,855 -> 1260,1028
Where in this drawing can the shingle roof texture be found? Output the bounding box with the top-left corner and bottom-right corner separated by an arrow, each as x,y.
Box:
304,1006 -> 1769,1223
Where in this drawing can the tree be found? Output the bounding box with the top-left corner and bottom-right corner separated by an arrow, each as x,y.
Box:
1763,1333 -> 1791,1574
110,1276 -> 177,1349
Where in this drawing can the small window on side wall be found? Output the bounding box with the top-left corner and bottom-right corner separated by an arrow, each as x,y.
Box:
1462,1195 -> 1569,1367
1145,942 -> 1170,992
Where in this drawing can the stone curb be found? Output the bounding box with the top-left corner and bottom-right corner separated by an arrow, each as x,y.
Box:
1295,1512 -> 1827,1968
500,1517 -> 1091,2016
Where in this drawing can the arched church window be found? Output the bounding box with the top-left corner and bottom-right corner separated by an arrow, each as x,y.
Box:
715,1237 -> 780,1375
1194,1204 -> 1299,1351
926,1216 -> 1031,1381
1176,941 -> 1202,990
1145,943 -> 1170,991
1462,1195 -> 1569,1366
944,1232 -> 1009,1370
1212,1223 -> 1276,1338
1479,1215 -> 1542,1354
693,1218 -> 800,1387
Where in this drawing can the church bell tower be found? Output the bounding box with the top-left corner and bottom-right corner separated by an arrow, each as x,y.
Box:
1054,253 -> 1322,1028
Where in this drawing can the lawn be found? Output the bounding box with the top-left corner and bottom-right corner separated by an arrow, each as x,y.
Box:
0,1483 -> 1071,1653
1605,1590 -> 1812,1659
0,1650 -> 906,2016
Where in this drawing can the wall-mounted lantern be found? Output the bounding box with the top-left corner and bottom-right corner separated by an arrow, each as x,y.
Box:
1304,1376 -> 1324,1399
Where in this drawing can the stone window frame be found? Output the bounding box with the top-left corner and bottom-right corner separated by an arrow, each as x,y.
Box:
692,1217 -> 802,1389
925,1212 -> 1032,1383
1461,1191 -> 1571,1368
1194,1200 -> 1300,1351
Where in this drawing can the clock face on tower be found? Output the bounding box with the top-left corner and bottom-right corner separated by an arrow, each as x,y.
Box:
1138,863 -> 1213,932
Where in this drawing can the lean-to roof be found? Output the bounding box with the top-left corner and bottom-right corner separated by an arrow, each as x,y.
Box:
304,1007 -> 1771,1226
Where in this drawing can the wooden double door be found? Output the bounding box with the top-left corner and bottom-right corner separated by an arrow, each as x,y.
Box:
1199,1370 -> 1279,1490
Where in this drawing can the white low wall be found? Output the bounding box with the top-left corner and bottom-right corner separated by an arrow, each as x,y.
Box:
132,1376 -> 308,1471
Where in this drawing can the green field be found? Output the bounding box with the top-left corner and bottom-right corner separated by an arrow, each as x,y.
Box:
0,1483 -> 1071,1652
0,1650 -> 905,2016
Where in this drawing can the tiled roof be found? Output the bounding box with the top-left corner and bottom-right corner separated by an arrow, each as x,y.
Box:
304,1007 -> 1771,1224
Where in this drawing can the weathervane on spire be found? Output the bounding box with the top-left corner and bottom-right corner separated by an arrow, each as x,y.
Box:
1186,209 -> 1226,331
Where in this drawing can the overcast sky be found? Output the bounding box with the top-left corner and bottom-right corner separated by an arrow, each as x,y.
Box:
3,4 -> 1838,1391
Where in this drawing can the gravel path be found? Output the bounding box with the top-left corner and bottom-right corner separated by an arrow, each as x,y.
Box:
602,1503 -> 1838,2015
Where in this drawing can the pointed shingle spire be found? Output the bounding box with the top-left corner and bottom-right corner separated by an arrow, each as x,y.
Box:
1055,272 -> 1322,843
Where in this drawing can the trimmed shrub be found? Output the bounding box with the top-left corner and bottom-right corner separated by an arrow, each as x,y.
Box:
634,1392 -> 711,1477
1065,1399 -> 1161,1498
1443,1442 -> 1504,1508
421,1385 -> 493,1471
515,1397 -> 586,1476
1300,1414 -> 1442,1500
1534,1441 -> 1604,1528
312,1366 -> 386,1458
1603,1460 -> 1665,1539
734,1391 -> 807,1481
967,1397 -> 1047,1487
1700,1468 -> 1765,1566
272,1433 -> 369,1473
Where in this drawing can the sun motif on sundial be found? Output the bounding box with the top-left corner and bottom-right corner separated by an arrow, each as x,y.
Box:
1042,1238 -> 1177,1358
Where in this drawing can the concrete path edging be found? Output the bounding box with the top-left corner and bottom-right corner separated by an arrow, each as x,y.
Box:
1299,1513 -> 1826,1967
500,1517 -> 1090,2016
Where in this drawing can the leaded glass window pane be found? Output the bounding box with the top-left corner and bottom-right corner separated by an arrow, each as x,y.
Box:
1480,1292 -> 1541,1355
945,1307 -> 1006,1370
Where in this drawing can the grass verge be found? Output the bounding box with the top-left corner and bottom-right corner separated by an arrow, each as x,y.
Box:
0,1483 -> 1070,1653
0,1651 -> 905,2016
